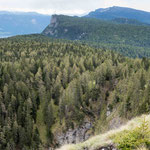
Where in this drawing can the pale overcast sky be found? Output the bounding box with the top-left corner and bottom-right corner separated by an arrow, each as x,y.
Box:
0,0 -> 150,15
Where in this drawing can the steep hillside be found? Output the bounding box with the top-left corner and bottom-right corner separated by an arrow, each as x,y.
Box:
0,11 -> 51,37
58,114 -> 150,150
42,15 -> 150,58
42,15 -> 150,44
85,6 -> 150,24
1,35 -> 150,149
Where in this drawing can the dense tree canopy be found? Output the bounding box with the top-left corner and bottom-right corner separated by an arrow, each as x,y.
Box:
0,35 -> 150,149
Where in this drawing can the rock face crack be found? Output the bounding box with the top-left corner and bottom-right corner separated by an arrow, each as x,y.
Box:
55,122 -> 92,146
43,15 -> 59,36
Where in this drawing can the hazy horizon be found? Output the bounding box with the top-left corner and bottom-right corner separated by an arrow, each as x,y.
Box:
0,0 -> 150,16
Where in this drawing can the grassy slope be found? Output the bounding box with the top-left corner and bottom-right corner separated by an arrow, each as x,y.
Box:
57,114 -> 150,150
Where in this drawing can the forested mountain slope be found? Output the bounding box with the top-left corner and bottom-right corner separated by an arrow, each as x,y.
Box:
111,17 -> 148,25
85,6 -> 150,24
1,34 -> 150,149
42,15 -> 150,58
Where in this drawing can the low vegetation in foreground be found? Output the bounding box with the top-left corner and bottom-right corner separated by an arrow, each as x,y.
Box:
58,114 -> 150,150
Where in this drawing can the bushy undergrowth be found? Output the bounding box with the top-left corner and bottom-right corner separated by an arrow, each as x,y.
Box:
112,118 -> 150,149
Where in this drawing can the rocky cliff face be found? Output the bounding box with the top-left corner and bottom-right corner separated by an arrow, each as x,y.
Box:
55,121 -> 93,146
51,117 -> 123,149
42,15 -> 58,36
42,15 -> 88,40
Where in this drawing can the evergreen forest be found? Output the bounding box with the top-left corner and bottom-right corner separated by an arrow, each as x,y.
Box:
0,35 -> 150,149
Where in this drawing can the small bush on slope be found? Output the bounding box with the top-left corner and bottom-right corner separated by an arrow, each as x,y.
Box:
113,117 -> 150,149
57,114 -> 150,150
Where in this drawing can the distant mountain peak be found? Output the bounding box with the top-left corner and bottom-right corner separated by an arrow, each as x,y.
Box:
85,6 -> 150,24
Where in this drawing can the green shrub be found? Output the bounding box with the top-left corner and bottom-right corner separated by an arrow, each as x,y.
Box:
113,118 -> 150,150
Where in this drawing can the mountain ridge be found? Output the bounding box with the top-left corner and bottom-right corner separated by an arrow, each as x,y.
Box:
84,6 -> 150,24
42,14 -> 150,58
